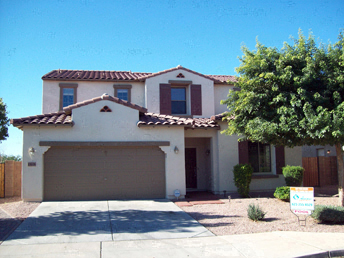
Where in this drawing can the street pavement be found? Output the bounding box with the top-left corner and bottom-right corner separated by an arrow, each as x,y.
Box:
1,231 -> 344,258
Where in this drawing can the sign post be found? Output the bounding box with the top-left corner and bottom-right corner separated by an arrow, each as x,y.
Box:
290,187 -> 314,226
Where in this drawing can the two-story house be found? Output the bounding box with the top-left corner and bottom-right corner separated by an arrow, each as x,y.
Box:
11,66 -> 302,201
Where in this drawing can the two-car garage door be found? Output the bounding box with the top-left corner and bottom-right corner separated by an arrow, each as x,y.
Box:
43,146 -> 166,201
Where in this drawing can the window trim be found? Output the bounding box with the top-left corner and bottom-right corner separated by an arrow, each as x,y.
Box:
113,84 -> 132,102
168,80 -> 192,85
59,83 -> 78,110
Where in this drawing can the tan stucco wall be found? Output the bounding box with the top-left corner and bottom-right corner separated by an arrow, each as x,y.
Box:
145,69 -> 215,117
22,100 -> 185,201
42,72 -> 233,118
214,84 -> 235,115
42,81 -> 145,114
216,124 -> 240,193
285,146 -> 302,166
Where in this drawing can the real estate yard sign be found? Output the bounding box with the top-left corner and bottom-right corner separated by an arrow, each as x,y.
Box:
290,187 -> 314,215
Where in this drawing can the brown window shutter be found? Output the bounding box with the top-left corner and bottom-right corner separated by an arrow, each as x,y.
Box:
238,140 -> 249,164
160,84 -> 171,115
275,146 -> 285,174
191,84 -> 202,115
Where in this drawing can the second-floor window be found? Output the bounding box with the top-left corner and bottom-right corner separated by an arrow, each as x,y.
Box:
117,89 -> 129,101
160,83 -> 202,116
114,84 -> 132,102
63,88 -> 75,107
59,83 -> 78,110
171,87 -> 186,114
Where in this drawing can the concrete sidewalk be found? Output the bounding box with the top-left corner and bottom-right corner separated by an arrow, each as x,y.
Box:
0,231 -> 343,258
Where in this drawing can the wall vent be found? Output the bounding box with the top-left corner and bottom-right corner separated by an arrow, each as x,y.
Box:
100,106 -> 112,112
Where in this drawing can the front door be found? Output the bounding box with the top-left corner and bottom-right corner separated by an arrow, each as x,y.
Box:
185,148 -> 197,188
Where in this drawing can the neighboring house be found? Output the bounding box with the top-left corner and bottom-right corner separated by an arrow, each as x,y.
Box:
302,145 -> 337,158
11,65 -> 302,201
302,145 -> 338,188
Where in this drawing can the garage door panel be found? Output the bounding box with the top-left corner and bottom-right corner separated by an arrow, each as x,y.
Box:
44,146 -> 165,201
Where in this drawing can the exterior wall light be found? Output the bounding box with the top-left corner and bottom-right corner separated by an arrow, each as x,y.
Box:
174,146 -> 179,154
205,149 -> 210,156
327,150 -> 331,154
29,147 -> 36,155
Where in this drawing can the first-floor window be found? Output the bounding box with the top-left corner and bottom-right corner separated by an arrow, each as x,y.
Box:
248,142 -> 271,172
171,87 -> 186,114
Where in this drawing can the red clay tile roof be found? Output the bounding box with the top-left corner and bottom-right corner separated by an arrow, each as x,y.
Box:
138,113 -> 219,129
63,94 -> 147,114
42,70 -> 151,81
11,94 -> 147,128
211,113 -> 234,121
12,94 -> 220,129
12,111 -> 220,130
42,66 -> 237,84
206,74 -> 237,83
11,112 -> 73,128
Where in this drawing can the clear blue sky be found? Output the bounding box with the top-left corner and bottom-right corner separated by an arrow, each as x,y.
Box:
0,0 -> 343,156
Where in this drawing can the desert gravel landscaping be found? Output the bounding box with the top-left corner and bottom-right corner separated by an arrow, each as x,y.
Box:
180,194 -> 344,235
0,197 -> 40,220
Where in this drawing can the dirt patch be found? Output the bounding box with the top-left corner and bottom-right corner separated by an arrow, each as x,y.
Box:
180,194 -> 344,235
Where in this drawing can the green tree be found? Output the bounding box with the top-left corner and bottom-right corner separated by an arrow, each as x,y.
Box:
0,98 -> 10,142
222,29 -> 344,206
0,154 -> 22,163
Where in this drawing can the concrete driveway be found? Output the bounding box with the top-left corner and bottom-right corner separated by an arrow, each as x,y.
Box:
2,199 -> 213,245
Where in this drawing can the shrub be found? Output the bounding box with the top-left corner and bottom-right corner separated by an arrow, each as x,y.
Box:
233,164 -> 253,197
247,203 -> 266,221
282,165 -> 304,186
274,186 -> 290,201
311,205 -> 344,224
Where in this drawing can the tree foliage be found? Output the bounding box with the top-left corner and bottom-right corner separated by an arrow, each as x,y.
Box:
0,98 -> 10,142
222,29 -> 344,148
222,29 -> 344,206
0,154 -> 22,163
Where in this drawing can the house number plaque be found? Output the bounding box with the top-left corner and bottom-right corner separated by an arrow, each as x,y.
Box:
28,162 -> 36,167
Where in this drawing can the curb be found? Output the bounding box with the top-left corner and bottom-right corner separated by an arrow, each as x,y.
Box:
330,249 -> 344,258
296,249 -> 344,258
